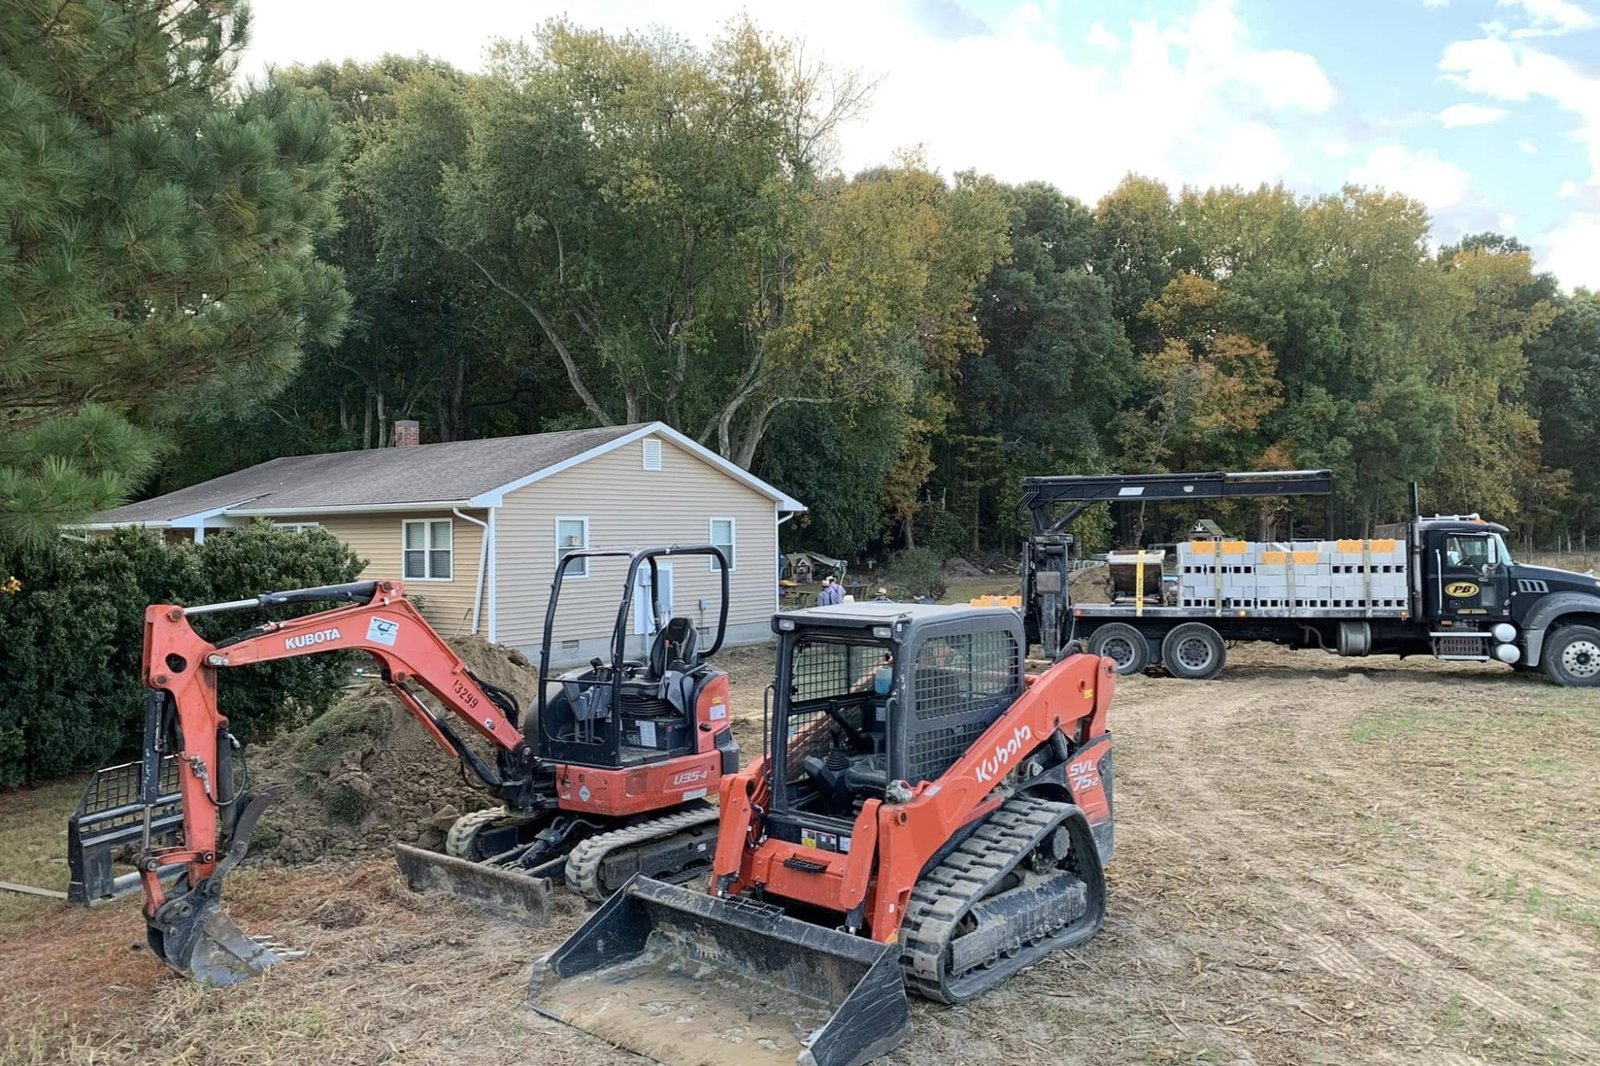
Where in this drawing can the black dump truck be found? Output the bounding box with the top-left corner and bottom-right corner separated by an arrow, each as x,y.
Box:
1022,469 -> 1600,686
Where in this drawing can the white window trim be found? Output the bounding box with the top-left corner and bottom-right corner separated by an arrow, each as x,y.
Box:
709,516 -> 736,572
401,518 -> 454,582
273,521 -> 320,534
555,516 -> 590,579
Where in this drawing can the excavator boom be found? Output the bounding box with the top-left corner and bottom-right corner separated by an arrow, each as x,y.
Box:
128,580 -> 543,984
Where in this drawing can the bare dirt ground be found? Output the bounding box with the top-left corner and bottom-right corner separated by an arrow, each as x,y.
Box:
3,643 -> 1596,1066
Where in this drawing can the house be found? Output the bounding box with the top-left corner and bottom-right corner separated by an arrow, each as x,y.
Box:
86,421 -> 805,662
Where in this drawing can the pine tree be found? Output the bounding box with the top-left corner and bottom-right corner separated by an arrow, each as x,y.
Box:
0,1 -> 349,546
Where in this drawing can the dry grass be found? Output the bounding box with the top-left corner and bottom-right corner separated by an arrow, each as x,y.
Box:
2,646 -> 1596,1065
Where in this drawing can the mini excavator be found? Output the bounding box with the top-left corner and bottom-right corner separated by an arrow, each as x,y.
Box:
77,545 -> 736,986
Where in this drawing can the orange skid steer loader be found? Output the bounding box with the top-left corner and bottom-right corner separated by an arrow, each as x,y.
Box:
70,546 -> 739,987
532,602 -> 1115,1066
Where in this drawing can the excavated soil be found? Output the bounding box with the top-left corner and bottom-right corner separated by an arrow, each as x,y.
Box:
248,636 -> 540,863
3,643 -> 1597,1066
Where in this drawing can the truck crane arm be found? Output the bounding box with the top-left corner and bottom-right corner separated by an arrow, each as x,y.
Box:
134,579 -> 536,985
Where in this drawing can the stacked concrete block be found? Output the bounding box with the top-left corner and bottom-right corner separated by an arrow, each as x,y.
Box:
1176,537 -> 1410,614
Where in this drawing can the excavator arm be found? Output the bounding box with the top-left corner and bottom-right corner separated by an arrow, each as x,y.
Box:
134,579 -> 535,985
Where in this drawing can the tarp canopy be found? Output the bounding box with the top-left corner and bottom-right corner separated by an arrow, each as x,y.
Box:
783,551 -> 847,580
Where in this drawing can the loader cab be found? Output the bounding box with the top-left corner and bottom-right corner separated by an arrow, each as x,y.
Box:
1418,518 -> 1513,624
764,604 -> 1025,851
537,545 -> 730,770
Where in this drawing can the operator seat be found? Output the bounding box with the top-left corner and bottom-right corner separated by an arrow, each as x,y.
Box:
647,617 -> 699,681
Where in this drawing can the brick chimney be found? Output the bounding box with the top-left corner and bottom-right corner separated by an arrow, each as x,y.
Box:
393,419 -> 420,447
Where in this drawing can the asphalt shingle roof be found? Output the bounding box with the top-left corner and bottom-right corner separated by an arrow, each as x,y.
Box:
95,424 -> 646,525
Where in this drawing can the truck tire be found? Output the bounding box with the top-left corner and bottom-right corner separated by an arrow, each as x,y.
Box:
1087,623 -> 1149,675
1162,623 -> 1226,680
1541,625 -> 1600,686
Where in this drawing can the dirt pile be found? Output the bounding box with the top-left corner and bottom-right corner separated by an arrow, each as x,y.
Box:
1068,564 -> 1113,604
942,555 -> 987,578
250,635 -> 540,864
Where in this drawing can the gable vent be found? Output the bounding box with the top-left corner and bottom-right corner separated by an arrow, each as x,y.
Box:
642,437 -> 663,471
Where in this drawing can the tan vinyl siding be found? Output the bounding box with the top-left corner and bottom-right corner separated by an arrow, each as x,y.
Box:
495,436 -> 777,650
305,511 -> 487,638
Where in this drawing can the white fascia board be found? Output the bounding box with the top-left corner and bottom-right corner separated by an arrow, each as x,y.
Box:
467,421 -> 809,513
168,499 -> 263,528
228,500 -> 472,517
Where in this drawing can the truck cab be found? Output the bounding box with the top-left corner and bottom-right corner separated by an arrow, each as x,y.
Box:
1412,516 -> 1600,683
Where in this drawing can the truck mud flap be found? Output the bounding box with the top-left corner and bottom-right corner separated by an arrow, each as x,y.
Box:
392,844 -> 552,923
530,875 -> 911,1066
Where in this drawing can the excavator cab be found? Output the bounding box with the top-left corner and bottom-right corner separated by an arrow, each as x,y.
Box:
538,547 -> 729,770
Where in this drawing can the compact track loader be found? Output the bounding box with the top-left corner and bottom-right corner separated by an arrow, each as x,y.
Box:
72,546 -> 738,986
532,602 -> 1116,1066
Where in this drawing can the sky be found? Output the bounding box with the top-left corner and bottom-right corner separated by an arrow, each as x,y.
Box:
242,0 -> 1600,291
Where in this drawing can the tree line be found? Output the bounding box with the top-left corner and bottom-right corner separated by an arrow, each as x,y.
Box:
5,4 -> 1597,558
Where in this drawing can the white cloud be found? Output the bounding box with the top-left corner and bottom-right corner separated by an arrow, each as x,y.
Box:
1349,145 -> 1472,212
1085,21 -> 1120,53
1540,210 -> 1600,290
1441,36 -> 1600,180
1498,0 -> 1599,36
1436,103 -> 1511,126
1518,138 -> 1539,153
1422,0 -> 1450,8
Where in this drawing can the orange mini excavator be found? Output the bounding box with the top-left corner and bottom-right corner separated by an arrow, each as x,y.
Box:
75,545 -> 736,986
532,602 -> 1115,1066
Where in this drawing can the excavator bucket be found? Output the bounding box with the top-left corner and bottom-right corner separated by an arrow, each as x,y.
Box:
147,890 -> 304,987
392,844 -> 553,922
530,876 -> 911,1066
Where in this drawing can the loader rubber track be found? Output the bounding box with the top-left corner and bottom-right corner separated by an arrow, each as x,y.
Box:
899,792 -> 1105,1004
563,801 -> 720,902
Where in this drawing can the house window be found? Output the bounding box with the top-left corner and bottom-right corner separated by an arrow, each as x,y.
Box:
273,522 -> 319,534
642,437 -> 662,471
403,519 -> 452,580
556,516 -> 589,578
709,517 -> 735,571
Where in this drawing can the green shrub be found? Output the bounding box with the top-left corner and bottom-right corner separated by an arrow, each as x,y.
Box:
0,524 -> 364,787
882,547 -> 948,600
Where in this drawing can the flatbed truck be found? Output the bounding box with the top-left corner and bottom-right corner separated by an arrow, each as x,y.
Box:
1021,470 -> 1600,686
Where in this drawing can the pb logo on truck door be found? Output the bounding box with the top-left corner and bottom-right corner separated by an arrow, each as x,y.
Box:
1445,581 -> 1480,598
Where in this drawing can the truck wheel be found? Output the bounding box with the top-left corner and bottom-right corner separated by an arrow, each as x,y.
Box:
1087,623 -> 1149,675
1541,625 -> 1600,686
1162,623 -> 1226,680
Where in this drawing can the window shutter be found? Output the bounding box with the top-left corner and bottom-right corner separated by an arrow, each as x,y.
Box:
642,438 -> 662,471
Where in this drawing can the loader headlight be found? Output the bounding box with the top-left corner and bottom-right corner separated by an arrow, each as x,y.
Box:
872,626 -> 891,638
777,618 -> 796,631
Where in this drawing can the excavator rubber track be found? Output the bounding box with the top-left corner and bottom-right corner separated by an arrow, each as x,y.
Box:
900,791 -> 1106,1003
563,801 -> 720,901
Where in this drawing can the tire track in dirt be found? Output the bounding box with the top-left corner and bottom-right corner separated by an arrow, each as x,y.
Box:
1118,668 -> 1599,1064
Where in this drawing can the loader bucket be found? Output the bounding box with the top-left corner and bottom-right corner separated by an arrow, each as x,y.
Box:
147,889 -> 303,987
392,844 -> 552,923
530,876 -> 911,1066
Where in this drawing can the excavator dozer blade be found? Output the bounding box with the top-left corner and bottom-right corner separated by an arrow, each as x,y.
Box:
392,844 -> 552,922
148,892 -> 304,988
530,875 -> 911,1066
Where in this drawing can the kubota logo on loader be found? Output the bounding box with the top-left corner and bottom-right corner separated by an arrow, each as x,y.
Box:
974,724 -> 1033,783
1445,581 -> 1480,598
285,627 -> 342,650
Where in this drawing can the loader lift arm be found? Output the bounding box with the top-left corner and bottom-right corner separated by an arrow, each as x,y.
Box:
136,579 -> 535,985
